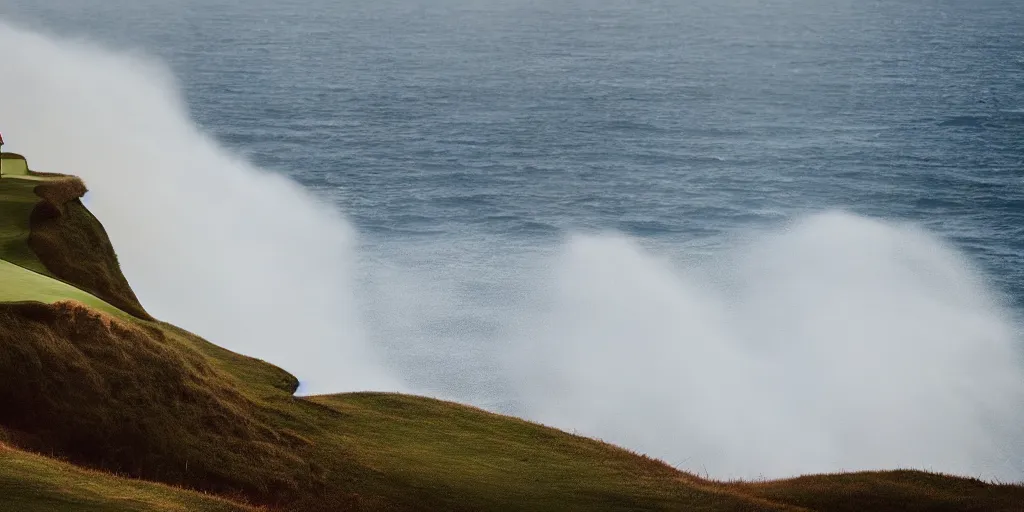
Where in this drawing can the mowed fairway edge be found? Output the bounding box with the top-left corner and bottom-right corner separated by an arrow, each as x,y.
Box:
0,259 -> 124,317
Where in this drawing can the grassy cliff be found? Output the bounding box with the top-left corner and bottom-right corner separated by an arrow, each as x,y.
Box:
0,162 -> 1022,511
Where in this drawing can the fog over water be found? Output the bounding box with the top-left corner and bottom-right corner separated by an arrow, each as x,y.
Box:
1,0 -> 1022,481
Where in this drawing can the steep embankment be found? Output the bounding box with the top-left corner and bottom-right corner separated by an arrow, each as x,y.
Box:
28,176 -> 152,319
0,166 -> 1022,511
0,155 -> 149,318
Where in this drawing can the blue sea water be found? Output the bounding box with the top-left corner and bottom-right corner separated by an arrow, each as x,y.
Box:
3,0 -> 1024,412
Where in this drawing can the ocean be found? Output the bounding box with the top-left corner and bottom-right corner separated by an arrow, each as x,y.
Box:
1,0 -> 1022,480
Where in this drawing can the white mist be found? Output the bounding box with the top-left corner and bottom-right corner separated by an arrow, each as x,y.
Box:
1,21 -> 1021,483
512,213 -> 1024,480
0,21 -> 400,393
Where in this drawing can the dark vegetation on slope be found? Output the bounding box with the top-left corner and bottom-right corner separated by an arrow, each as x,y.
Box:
3,296 -> 1023,511
0,296 -> 774,511
32,177 -> 87,211
0,301 -> 306,505
28,177 -> 152,319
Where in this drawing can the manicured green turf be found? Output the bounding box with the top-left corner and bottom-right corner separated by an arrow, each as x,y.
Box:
0,260 -> 123,316
0,444 -> 255,512
0,157 -> 29,177
0,176 -> 51,275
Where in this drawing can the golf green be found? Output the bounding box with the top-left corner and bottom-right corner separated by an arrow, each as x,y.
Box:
0,156 -> 29,177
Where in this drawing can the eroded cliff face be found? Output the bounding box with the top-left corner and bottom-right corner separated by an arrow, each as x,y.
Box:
28,176 -> 152,319
0,172 -> 312,505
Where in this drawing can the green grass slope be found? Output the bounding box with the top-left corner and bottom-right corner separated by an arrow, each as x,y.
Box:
0,301 -> 308,504
0,260 -> 122,315
0,165 -> 1022,511
0,442 -> 256,512
0,176 -> 51,275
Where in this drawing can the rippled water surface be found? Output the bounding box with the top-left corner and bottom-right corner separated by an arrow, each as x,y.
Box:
4,0 -> 1023,408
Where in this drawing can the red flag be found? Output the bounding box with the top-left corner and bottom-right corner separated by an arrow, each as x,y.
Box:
0,132 -> 4,145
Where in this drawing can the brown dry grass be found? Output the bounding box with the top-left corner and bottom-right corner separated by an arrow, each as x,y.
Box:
0,301 -> 309,505
32,177 -> 88,213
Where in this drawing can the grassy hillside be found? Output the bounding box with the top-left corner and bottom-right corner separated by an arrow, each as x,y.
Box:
0,165 -> 1022,511
0,442 -> 255,512
730,471 -> 1024,512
